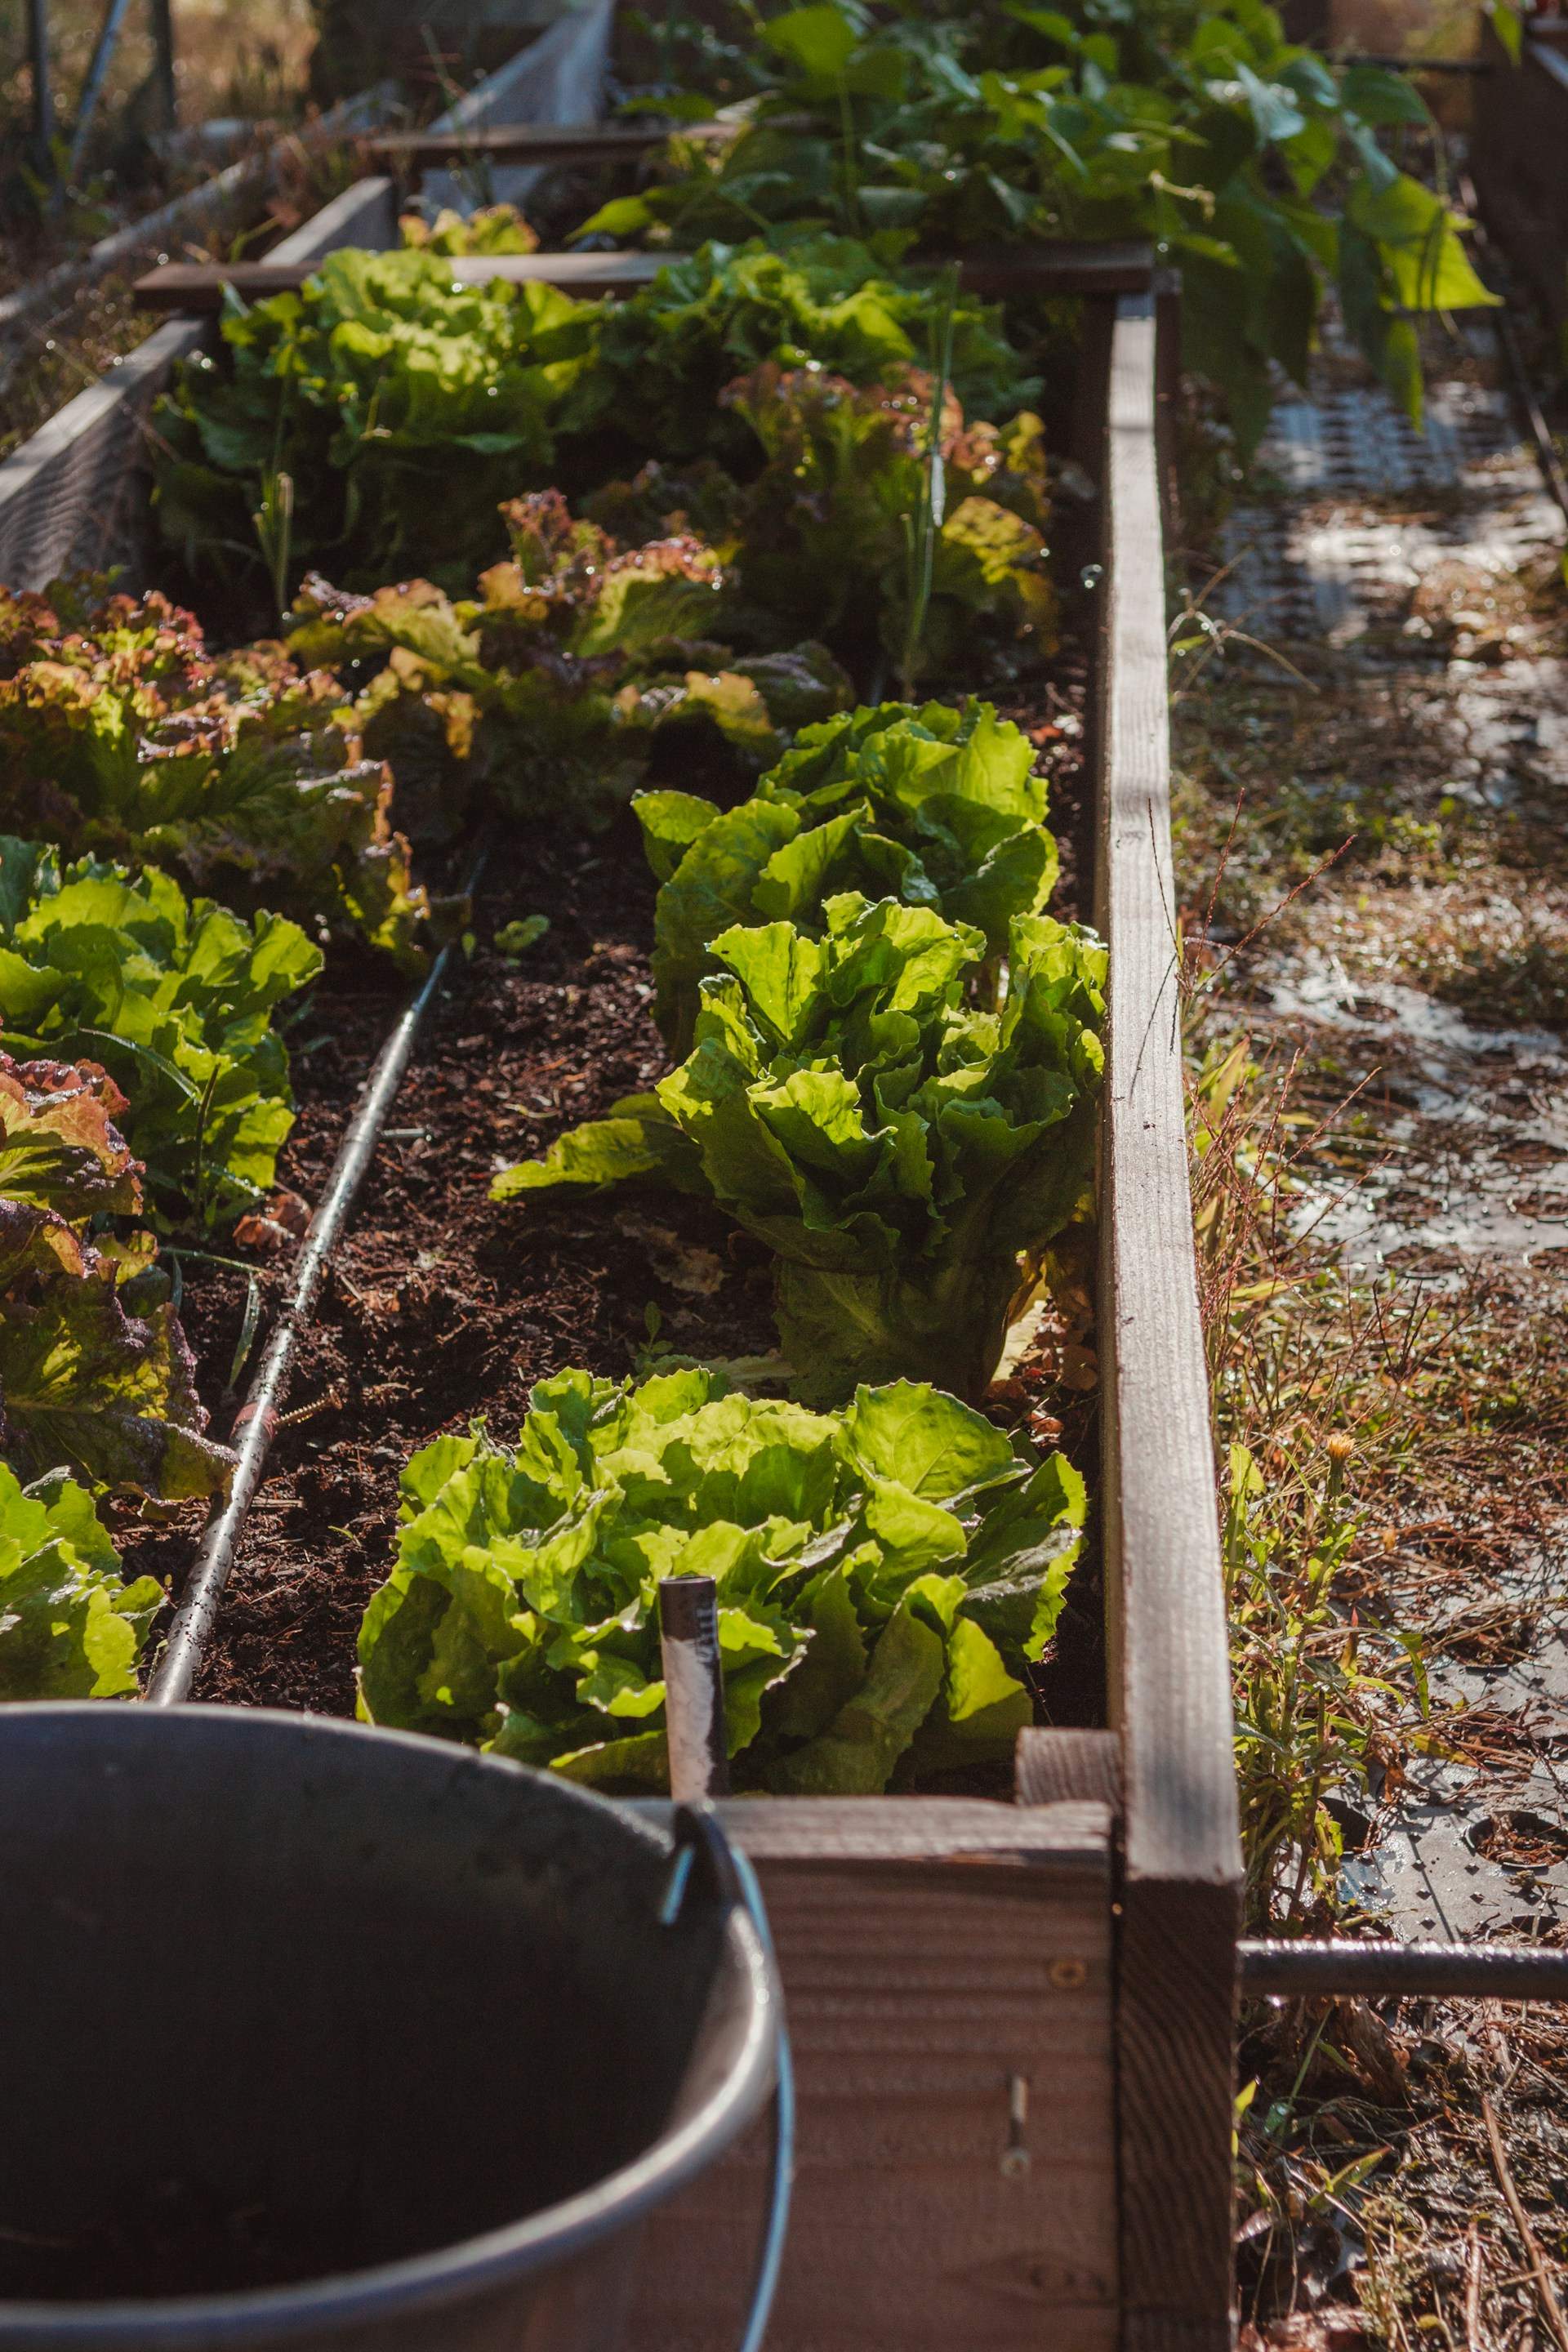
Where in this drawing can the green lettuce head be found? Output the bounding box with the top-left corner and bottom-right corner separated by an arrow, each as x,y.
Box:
358,1365 -> 1085,1793
496,894 -> 1105,1404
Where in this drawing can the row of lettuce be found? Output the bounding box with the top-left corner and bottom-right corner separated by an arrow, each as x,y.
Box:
0,0 -> 1485,1779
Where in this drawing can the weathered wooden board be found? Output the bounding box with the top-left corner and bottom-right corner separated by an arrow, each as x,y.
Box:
133,238 -> 1158,314
1095,290 -> 1242,2352
131,247 -> 666,309
366,116 -> 739,167
1471,20 -> 1568,335
635,1798 -> 1118,2352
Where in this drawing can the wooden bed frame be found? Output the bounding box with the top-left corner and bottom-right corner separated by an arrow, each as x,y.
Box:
0,60 -> 1242,2352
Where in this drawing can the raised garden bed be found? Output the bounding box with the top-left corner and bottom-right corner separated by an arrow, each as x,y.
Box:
0,17 -> 1240,2350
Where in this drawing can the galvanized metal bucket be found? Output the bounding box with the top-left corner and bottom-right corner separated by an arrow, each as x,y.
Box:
0,1706 -> 779,2352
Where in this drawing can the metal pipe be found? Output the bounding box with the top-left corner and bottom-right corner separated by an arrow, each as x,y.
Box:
149,0 -> 176,129
145,879 -> 480,1707
67,0 -> 139,185
1240,1938 -> 1568,2002
658,1578 -> 730,1803
27,0 -> 55,156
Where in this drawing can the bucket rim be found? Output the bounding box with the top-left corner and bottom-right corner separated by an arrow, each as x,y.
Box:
0,1704 -> 779,2346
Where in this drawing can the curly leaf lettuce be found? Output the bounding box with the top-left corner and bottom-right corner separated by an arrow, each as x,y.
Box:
358,1365 -> 1084,1791
496,896 -> 1104,1402
0,1050 -> 234,1499
287,492 -> 852,835
559,234 -> 1040,462
0,1463 -> 163,1699
154,247 -> 602,594
0,579 -> 430,967
0,838 -> 320,1231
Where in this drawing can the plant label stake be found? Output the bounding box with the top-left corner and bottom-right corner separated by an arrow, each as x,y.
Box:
658,1576 -> 729,1804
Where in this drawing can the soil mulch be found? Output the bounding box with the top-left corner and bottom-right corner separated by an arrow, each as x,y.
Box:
115,641 -> 1102,1728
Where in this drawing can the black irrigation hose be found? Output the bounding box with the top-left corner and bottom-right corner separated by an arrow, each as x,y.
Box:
1241,1938 -> 1568,2002
144,859 -> 485,1707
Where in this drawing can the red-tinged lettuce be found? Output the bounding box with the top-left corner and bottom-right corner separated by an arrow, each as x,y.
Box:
0,1462 -> 163,1699
582,368 -> 1056,690
357,1364 -> 1084,1793
494,896 -> 1105,1404
0,838 -> 320,1232
723,363 -> 1056,680
0,580 -> 431,968
286,490 -> 853,835
0,1050 -> 234,1500
635,698 -> 1058,1053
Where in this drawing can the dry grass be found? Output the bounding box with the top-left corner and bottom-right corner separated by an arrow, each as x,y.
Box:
1174,445 -> 1568,2339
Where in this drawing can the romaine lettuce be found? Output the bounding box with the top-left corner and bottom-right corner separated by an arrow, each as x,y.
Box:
495,894 -> 1104,1402
635,697 -> 1058,1052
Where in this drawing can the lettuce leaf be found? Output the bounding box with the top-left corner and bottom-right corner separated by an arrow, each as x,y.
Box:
154,247 -> 603,594
0,1050 -> 234,1499
636,697 -> 1057,1052
287,492 -> 852,834
357,1363 -> 1082,1789
560,234 -> 1040,466
0,1461 -> 163,1699
0,579 -> 431,967
496,894 -> 1104,1402
0,837 -> 319,1231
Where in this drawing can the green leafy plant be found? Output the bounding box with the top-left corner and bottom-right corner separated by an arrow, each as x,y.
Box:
358,1364 -> 1085,1791
150,237 -> 1038,598
0,839 -> 321,1232
635,697 -> 1058,1053
153,247 -> 603,593
495,894 -> 1104,1403
0,1461 -> 163,1700
584,362 -> 1056,691
285,491 -> 853,837
399,202 -> 541,256
0,1049 -> 234,1499
595,2 -> 1497,449
562,234 -> 1040,466
0,579 -> 430,967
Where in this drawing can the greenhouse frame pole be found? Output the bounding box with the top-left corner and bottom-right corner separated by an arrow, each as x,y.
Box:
27,0 -> 55,155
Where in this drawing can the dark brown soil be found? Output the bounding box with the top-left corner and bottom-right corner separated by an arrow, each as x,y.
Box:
117,644 -> 1103,1730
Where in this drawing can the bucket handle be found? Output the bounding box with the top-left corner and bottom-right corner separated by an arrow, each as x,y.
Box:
664,1807 -> 795,2352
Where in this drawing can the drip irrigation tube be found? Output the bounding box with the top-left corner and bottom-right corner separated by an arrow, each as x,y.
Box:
144,862 -> 483,1708
1240,1938 -> 1568,2002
